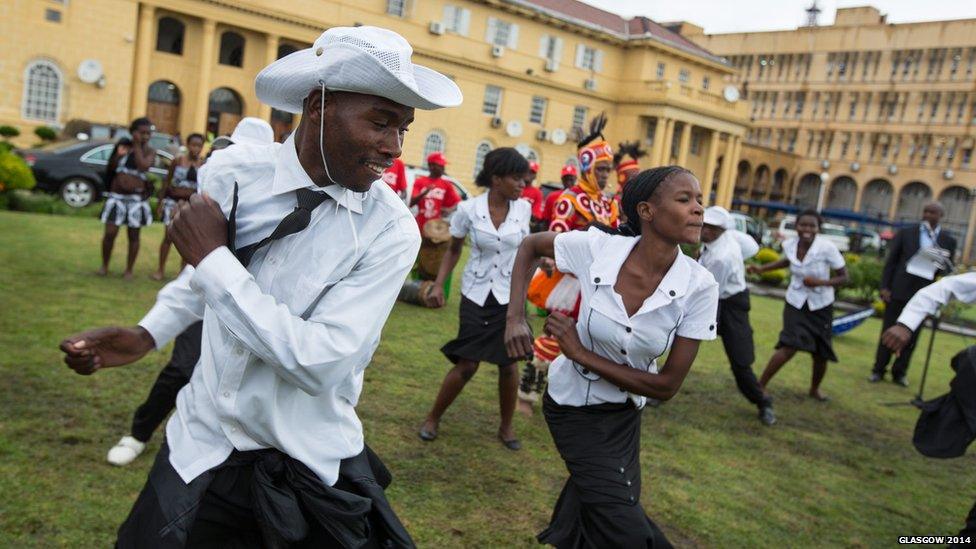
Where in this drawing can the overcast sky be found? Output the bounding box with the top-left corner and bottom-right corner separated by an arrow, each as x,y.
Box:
582,0 -> 976,34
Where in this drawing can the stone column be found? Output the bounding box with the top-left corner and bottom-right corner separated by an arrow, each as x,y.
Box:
963,191 -> 976,263
647,117 -> 663,167
195,19 -> 217,134
658,119 -> 676,166
701,129 -> 720,206
129,4 -> 156,120
721,136 -> 741,209
258,33 -> 279,121
676,122 -> 692,167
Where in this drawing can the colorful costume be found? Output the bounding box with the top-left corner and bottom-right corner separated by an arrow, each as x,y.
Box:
612,140 -> 646,215
519,114 -> 620,406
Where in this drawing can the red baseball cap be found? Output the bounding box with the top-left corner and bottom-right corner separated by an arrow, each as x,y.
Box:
560,165 -> 578,177
426,152 -> 448,166
529,161 -> 540,173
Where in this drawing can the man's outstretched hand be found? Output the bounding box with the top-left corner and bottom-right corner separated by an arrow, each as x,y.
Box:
881,324 -> 913,355
169,193 -> 228,267
59,327 -> 156,375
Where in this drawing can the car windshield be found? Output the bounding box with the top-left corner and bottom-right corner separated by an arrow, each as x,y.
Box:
821,225 -> 847,237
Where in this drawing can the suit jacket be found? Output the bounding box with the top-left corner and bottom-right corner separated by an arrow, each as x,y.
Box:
881,225 -> 957,302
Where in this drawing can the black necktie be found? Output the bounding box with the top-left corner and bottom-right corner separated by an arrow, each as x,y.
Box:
232,187 -> 330,267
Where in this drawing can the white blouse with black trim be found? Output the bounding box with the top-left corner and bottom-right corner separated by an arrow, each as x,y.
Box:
449,192 -> 531,306
547,228 -> 719,408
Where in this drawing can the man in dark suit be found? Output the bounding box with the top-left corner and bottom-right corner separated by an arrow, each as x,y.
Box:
871,201 -> 957,386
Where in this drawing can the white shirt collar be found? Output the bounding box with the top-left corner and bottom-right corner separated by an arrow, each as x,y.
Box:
270,134 -> 364,214
589,236 -> 692,300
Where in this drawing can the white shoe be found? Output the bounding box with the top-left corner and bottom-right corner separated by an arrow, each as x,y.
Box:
106,435 -> 146,466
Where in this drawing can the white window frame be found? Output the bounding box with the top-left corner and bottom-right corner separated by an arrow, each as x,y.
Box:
442,5 -> 470,36
678,68 -> 690,84
21,59 -> 62,123
529,96 -> 547,125
422,130 -> 446,163
486,18 -> 518,48
571,106 -> 587,131
482,85 -> 502,116
473,140 -> 493,179
386,0 -> 410,17
539,35 -> 564,68
575,44 -> 603,72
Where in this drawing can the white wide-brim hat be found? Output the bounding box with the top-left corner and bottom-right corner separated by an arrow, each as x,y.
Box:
230,117 -> 275,146
703,205 -> 731,228
256,26 -> 462,113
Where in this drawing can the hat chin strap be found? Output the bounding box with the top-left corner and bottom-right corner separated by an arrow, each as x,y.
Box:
318,81 -> 365,255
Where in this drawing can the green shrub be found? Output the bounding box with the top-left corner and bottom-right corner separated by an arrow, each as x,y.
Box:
0,142 -> 13,154
845,255 -> 883,302
760,268 -> 788,286
0,125 -> 20,139
6,190 -> 103,217
755,247 -> 780,264
34,126 -> 57,141
0,151 -> 36,192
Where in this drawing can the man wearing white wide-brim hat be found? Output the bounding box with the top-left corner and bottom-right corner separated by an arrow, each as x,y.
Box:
59,26 -> 461,547
699,206 -> 776,426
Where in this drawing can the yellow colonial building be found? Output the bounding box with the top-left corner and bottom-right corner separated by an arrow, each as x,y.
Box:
2,0 -> 749,200
680,6 -> 976,259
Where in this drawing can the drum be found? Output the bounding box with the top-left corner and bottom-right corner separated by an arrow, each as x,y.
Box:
398,279 -> 435,307
422,218 -> 451,244
417,238 -> 448,280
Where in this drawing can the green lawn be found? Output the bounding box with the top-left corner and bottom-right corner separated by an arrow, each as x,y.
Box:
0,209 -> 973,547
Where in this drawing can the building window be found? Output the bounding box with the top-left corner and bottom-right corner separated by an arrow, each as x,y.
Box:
678,69 -> 690,83
539,35 -> 563,66
422,131 -> 445,163
218,31 -> 245,67
482,85 -> 502,116
690,130 -> 702,155
575,45 -> 602,72
702,76 -> 710,90
529,96 -> 547,125
486,18 -> 518,48
656,62 -> 665,79
156,17 -> 185,55
930,92 -> 941,120
963,148 -> 972,166
45,8 -> 61,22
386,0 -> 408,17
473,141 -> 493,178
22,60 -> 61,123
442,5 -> 470,35
571,106 -> 587,132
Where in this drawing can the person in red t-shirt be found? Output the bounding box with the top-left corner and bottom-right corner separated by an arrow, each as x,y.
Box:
520,161 -> 545,231
381,157 -> 407,198
411,151 -> 461,233
542,164 -> 578,224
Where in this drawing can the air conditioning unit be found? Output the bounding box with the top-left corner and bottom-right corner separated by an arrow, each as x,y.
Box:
429,21 -> 445,35
544,59 -> 558,72
491,45 -> 505,58
536,129 -> 549,141
490,117 -> 503,128
944,169 -> 955,180
583,78 -> 597,91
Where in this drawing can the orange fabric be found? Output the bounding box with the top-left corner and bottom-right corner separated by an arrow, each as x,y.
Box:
528,269 -> 564,310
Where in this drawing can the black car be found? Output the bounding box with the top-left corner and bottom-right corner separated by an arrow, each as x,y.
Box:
19,140 -> 172,207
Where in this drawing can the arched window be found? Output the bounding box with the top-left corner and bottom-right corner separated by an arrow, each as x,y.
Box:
156,17 -> 185,55
277,43 -> 299,59
219,31 -> 245,67
860,179 -> 893,218
148,80 -> 180,104
566,157 -> 580,171
473,140 -> 493,179
894,181 -> 932,224
422,131 -> 445,163
826,176 -> 857,211
22,60 -> 62,123
207,87 -> 244,136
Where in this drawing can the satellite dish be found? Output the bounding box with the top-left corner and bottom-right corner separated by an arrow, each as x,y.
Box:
550,128 -> 567,145
505,120 -> 523,138
722,85 -> 740,103
77,59 -> 104,84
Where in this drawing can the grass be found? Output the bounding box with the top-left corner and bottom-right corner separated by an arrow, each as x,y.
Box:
0,209 -> 973,547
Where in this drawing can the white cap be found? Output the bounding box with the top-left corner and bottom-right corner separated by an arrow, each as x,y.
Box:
703,206 -> 731,228
255,26 -> 463,113
230,117 -> 275,146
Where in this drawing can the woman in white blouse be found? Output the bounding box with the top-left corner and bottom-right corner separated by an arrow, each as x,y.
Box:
505,166 -> 719,548
420,148 -> 532,450
750,209 -> 848,402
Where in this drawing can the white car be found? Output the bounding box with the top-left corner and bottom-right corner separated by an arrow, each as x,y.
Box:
775,215 -> 849,252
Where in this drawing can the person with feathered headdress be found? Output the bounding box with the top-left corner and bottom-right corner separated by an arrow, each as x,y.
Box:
517,114 -> 620,413
613,140 -> 647,222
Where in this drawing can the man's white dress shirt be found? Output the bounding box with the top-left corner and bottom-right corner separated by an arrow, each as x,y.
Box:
898,272 -> 976,331
782,235 -> 846,311
699,230 -> 748,300
546,229 -> 718,408
138,135 -> 421,485
449,192 -> 531,306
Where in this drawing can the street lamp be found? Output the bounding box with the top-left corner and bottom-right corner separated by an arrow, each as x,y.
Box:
816,171 -> 829,212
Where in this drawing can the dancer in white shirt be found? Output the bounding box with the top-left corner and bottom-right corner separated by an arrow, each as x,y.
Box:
59,26 -> 461,547
750,209 -> 848,403
506,166 -> 718,548
699,206 -> 776,425
420,147 -> 532,449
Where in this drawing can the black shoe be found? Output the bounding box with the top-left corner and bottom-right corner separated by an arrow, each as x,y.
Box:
759,406 -> 776,426
498,434 -> 522,451
868,373 -> 884,383
893,376 -> 909,387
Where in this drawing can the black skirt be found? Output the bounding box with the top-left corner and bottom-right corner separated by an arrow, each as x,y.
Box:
776,302 -> 838,362
538,393 -> 673,548
440,292 -> 515,367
